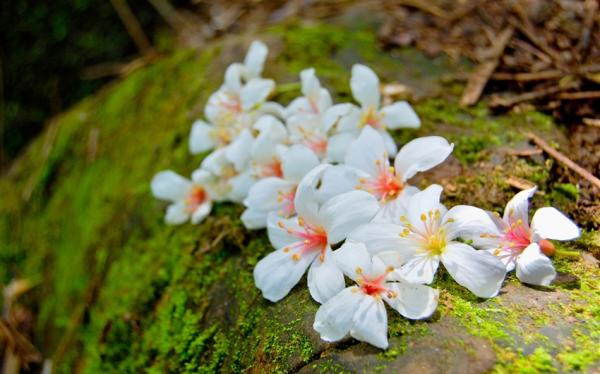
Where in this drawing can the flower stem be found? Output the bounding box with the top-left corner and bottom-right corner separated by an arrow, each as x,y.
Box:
554,248 -> 580,259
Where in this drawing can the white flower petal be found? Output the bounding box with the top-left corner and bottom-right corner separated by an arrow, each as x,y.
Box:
441,242 -> 506,298
344,126 -> 387,177
191,201 -> 212,224
320,190 -> 380,244
397,252 -> 439,284
165,201 -> 189,225
531,207 -> 580,241
294,164 -> 330,226
334,241 -> 376,282
201,148 -> 229,174
282,145 -> 320,183
266,213 -> 303,249
503,187 -> 536,225
224,64 -> 243,92
380,101 -> 421,129
241,208 -> 268,230
486,248 -> 517,272
322,103 -> 357,133
253,247 -> 318,302
314,165 -> 360,204
308,247 -> 346,303
372,186 -> 419,224
243,40 -> 268,79
350,296 -> 388,349
394,136 -> 453,182
258,101 -> 286,118
245,178 -> 292,210
151,170 -> 192,202
350,64 -> 380,108
241,78 -> 274,110
189,120 -> 216,154
384,282 -> 438,320
444,205 -> 500,241
515,243 -> 556,286
314,286 -> 364,342
347,223 -> 416,264
380,131 -> 398,158
228,171 -> 255,202
253,115 -> 288,143
300,68 -> 320,98
326,132 -> 359,163
225,129 -> 254,171
406,184 -> 444,232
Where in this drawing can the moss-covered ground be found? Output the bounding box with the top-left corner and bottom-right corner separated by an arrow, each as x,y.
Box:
1,16 -> 598,373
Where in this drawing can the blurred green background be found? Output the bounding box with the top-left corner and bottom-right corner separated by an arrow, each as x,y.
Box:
0,0 -> 167,168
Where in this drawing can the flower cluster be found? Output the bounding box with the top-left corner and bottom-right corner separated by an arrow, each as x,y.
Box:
151,41 -> 581,349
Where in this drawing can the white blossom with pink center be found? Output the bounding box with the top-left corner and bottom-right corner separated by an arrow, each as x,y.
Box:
349,184 -> 507,298
323,64 -> 421,158
242,144 -> 320,229
313,242 -> 438,349
151,170 -> 213,225
189,41 -> 284,155
470,187 -> 580,286
344,126 -> 453,222
253,164 -> 380,303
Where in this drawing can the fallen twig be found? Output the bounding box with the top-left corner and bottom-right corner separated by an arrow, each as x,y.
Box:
490,82 -> 579,107
460,27 -> 514,106
527,132 -> 600,191
110,0 -> 153,56
582,118 -> 600,128
557,91 -> 600,100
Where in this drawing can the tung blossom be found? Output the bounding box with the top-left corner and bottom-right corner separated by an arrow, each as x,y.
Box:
472,187 -> 580,286
326,64 -> 421,157
350,184 -> 507,298
314,242 -> 439,349
345,126 -> 453,220
242,144 -> 320,229
151,170 -> 212,225
285,69 -> 357,162
189,41 -> 283,154
253,165 -> 380,303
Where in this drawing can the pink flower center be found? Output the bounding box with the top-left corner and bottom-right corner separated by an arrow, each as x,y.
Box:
355,267 -> 397,298
358,159 -> 404,201
279,218 -> 328,262
217,94 -> 242,115
360,106 -> 383,129
501,219 -> 532,253
257,157 -> 283,178
304,135 -> 327,156
360,274 -> 387,295
186,186 -> 207,213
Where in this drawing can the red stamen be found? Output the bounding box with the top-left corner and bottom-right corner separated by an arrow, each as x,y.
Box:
186,186 -> 207,213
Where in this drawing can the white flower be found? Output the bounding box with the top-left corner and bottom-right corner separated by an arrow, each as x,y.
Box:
151,170 -> 212,225
248,115 -> 289,179
253,165 -> 380,303
282,69 -> 357,162
349,184 -> 507,298
345,126 -> 453,221
472,187 -> 580,286
285,68 -> 332,119
189,41 -> 283,154
324,64 -> 421,158
196,135 -> 255,203
313,242 -> 438,349
242,145 -> 320,229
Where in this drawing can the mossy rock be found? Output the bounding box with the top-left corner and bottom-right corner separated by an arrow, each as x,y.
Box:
1,12 -> 599,374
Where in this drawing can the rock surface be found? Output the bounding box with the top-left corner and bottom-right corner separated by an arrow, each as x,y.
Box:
1,12 -> 599,373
